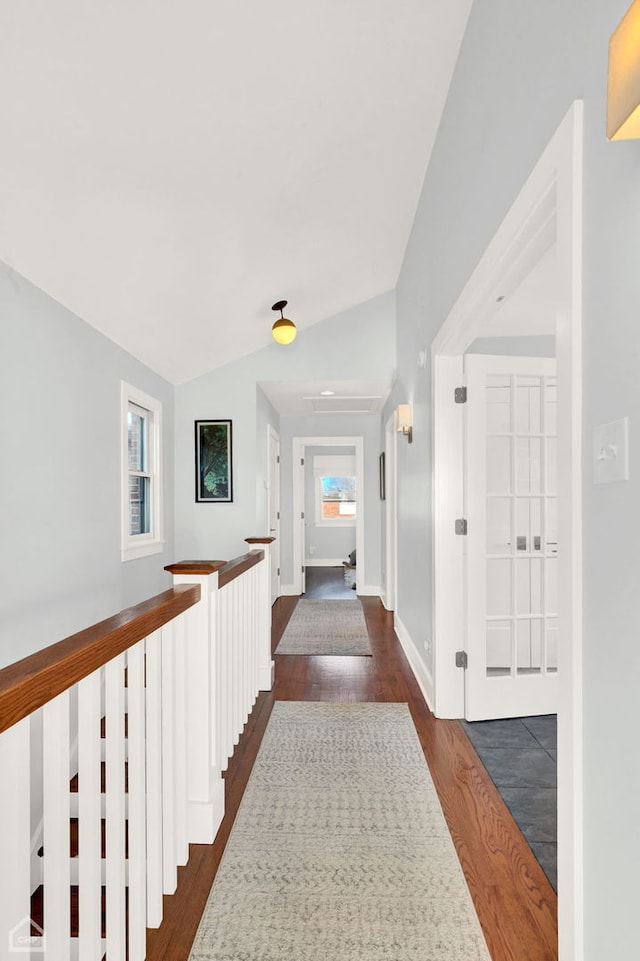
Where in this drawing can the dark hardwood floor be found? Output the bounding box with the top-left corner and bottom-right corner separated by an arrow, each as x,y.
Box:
146,594 -> 558,961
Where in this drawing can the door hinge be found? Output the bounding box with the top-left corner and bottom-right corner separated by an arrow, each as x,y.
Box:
301,565 -> 305,574
455,518 -> 468,535
301,511 -> 305,519
454,386 -> 467,404
301,457 -> 305,466
277,455 -> 280,464
277,511 -> 280,520
277,567 -> 280,576
455,650 -> 468,669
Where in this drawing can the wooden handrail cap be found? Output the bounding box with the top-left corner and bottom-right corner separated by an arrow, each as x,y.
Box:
244,537 -> 276,544
164,560 -> 227,575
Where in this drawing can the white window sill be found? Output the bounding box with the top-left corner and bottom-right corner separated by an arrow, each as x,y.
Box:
121,538 -> 165,562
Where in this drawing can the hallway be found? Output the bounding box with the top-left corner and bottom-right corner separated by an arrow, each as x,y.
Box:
146,594 -> 557,961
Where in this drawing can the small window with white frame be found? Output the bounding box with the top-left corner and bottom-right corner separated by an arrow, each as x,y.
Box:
314,455 -> 357,527
121,382 -> 164,561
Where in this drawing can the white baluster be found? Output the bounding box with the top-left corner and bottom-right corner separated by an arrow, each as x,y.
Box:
161,622 -> 177,894
257,553 -> 275,691
251,565 -> 259,703
145,629 -> 163,927
127,641 -> 147,961
173,613 -> 189,866
212,586 -> 223,777
232,579 -> 241,747
43,689 -> 71,960
242,572 -> 251,725
228,583 -> 236,759
77,669 -> 103,960
218,589 -> 228,769
0,718 -> 32,957
104,653 -> 127,959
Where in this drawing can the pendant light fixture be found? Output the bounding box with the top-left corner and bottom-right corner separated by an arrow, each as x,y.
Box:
271,300 -> 297,345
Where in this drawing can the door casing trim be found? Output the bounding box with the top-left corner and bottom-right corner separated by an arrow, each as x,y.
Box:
291,436 -> 365,595
431,101 -> 583,961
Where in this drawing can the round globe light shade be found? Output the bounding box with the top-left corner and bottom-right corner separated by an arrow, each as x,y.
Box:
272,317 -> 297,345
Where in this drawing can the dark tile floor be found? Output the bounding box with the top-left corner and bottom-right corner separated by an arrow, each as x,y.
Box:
461,715 -> 557,890
303,565 -> 358,600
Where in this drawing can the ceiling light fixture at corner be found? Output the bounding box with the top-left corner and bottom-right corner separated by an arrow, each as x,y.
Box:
271,299 -> 297,345
607,0 -> 640,140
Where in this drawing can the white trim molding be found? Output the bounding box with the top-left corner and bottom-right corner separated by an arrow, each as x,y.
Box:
292,436 -> 365,596
431,101 -> 584,961
120,381 -> 164,562
394,613 -> 435,712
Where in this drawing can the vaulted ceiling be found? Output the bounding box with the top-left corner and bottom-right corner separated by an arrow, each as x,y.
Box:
0,1 -> 472,384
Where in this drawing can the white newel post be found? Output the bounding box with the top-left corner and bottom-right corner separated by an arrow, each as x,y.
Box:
245,538 -> 276,691
165,561 -> 226,845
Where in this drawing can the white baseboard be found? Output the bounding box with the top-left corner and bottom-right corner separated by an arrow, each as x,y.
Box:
259,659 -> 275,691
188,779 -> 225,844
279,584 -> 299,596
357,584 -> 381,597
381,590 -> 394,611
304,558 -> 347,567
394,612 -> 435,712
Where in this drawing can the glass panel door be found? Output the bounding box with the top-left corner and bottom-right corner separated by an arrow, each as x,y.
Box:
464,355 -> 558,720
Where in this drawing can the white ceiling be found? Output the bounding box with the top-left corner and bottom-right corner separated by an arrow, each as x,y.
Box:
0,1 -> 472,384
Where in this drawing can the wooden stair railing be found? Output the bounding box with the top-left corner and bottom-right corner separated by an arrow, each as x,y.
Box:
0,546 -> 273,960
0,586 -> 200,961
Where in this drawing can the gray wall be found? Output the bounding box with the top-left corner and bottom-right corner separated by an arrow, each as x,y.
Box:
174,291 -> 395,564
304,446 -> 356,564
390,0 -> 639,954
0,266 -> 175,668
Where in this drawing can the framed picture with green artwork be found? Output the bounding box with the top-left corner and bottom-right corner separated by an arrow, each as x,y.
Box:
195,420 -> 233,502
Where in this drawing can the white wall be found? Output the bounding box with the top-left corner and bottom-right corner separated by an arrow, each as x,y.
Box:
390,0 -> 639,955
0,266 -> 175,668
304,446 -> 356,564
174,291 -> 395,564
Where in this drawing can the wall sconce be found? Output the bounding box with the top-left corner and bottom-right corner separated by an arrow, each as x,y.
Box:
396,404 -> 413,443
607,0 -> 640,140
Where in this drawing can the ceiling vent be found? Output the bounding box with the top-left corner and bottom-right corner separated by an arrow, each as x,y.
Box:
308,395 -> 380,413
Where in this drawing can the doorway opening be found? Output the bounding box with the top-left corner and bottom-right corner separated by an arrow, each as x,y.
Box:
291,436 -> 365,596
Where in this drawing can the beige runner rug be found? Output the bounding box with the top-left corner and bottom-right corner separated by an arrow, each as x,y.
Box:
190,701 -> 491,961
274,599 -> 372,656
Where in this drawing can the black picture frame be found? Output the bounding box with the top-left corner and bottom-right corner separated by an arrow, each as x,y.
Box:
379,451 -> 386,500
195,420 -> 233,503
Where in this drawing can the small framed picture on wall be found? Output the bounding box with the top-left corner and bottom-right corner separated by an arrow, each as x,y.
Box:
195,420 -> 233,503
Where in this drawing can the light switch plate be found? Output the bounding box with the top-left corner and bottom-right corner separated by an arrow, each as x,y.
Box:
593,417 -> 629,484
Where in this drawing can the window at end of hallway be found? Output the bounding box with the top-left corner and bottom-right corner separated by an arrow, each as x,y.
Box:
313,455 -> 357,527
121,382 -> 164,561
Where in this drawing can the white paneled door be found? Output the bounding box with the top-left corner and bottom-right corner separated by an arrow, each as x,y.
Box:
464,355 -> 558,721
